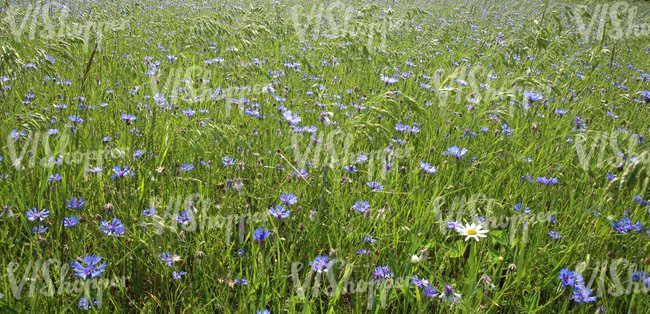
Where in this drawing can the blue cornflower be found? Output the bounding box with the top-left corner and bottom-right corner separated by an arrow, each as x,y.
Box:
172,271 -> 186,280
411,275 -> 429,288
607,173 -> 616,180
132,150 -> 145,157
63,216 -> 80,227
570,285 -> 597,304
523,90 -> 544,103
49,174 -> 62,182
32,225 -> 48,234
371,266 -> 394,282
253,228 -> 271,242
234,278 -> 248,286
352,201 -> 371,213
111,166 -> 134,179
279,193 -> 298,205
548,231 -> 563,240
442,146 -> 468,159
559,269 -> 577,287
176,211 -> 193,225
447,220 -> 463,230
67,197 -> 85,209
222,156 -> 236,167
381,75 -> 399,84
536,177 -> 558,185
256,310 -> 271,314
142,208 -> 156,217
68,115 -> 84,124
423,285 -> 439,298
100,218 -> 126,236
159,252 -> 181,267
269,205 -> 291,219
26,208 -> 50,221
366,181 -> 383,191
70,255 -> 107,281
363,236 -> 377,244
310,256 -> 332,273
439,284 -> 462,305
120,114 -> 137,122
180,163 -> 194,171
611,215 -> 644,234
357,248 -> 371,255
78,297 -> 98,309
420,161 -> 437,174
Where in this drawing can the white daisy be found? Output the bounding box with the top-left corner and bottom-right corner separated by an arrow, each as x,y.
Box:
455,223 -> 489,242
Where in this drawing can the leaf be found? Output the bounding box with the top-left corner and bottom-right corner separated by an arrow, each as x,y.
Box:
449,240 -> 467,258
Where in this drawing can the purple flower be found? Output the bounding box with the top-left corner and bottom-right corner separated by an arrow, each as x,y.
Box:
78,297 -> 98,309
371,266 -> 394,282
269,205 -> 291,219
26,208 -> 50,221
68,115 -> 84,124
67,197 -> 85,209
357,248 -> 370,255
366,181 -> 383,191
536,177 -> 558,185
611,215 -> 644,234
279,193 -> 298,205
420,161 -> 436,174
352,201 -> 371,213
548,231 -> 563,240
63,216 -> 80,227
111,166 -> 134,179
159,252 -> 180,267
310,256 -> 332,273
100,218 -> 126,236
172,271 -> 186,280
442,146 -> 468,159
523,90 -> 544,103
253,228 -> 271,242
423,285 -> 439,298
363,236 -> 377,244
570,285 -> 597,304
411,275 -> 429,288
70,255 -> 107,281
32,225 -> 48,234
222,156 -> 236,167
439,284 -> 462,305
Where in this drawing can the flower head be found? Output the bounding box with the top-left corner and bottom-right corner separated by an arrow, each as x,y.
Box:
100,218 -> 126,236
70,255 -> 108,281
455,223 -> 489,242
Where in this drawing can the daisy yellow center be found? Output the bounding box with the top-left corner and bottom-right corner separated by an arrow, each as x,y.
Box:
466,229 -> 478,235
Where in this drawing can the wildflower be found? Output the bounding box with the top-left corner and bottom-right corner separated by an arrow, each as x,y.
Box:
172,271 -> 186,280
70,255 -> 107,281
423,285 -> 439,298
67,197 -> 86,209
381,75 -> 399,84
142,208 -> 156,217
455,223 -> 489,241
1,205 -> 14,218
363,236 -> 377,244
68,115 -> 84,124
100,218 -> 126,236
49,173 -> 62,181
159,252 -> 181,267
269,205 -> 291,219
523,90 -> 544,103
559,269 -> 578,287
357,248 -> 371,255
222,156 -> 236,167
176,211 -> 193,225
439,284 -> 462,305
279,193 -> 298,205
447,220 -> 463,230
420,161 -> 436,174
442,146 -> 468,159
536,177 -> 558,185
310,256 -> 332,273
352,201 -> 371,213
111,166 -> 134,179
26,208 -> 50,221
63,216 -> 80,227
611,215 -> 644,234
411,275 -> 428,287
548,231 -> 563,240
234,278 -> 248,286
607,173 -> 616,180
411,255 -> 421,264
253,228 -> 271,242
366,181 -> 383,191
371,266 -> 394,282
78,297 -> 98,309
32,225 -> 48,234
570,285 -> 597,303
256,310 -> 271,314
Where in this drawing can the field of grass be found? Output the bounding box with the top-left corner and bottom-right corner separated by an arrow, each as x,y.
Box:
2,0 -> 650,312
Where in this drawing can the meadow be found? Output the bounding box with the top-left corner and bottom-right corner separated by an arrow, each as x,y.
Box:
1,0 -> 650,312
